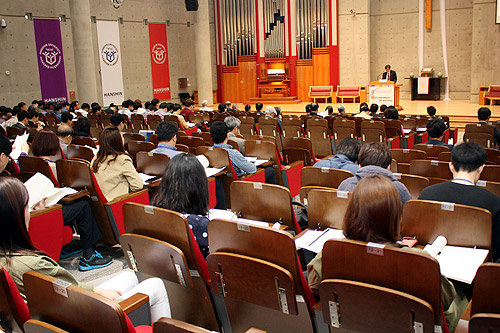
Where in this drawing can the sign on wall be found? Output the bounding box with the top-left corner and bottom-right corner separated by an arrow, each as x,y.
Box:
369,84 -> 395,106
148,23 -> 171,100
33,18 -> 68,104
96,20 -> 125,106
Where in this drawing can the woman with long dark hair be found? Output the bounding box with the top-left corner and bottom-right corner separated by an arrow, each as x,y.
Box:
32,130 -> 61,180
91,127 -> 142,202
72,117 -> 91,137
0,177 -> 170,320
151,154 -> 210,257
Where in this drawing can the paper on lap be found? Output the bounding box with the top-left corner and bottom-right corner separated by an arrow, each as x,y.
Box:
24,173 -> 77,211
10,132 -> 29,160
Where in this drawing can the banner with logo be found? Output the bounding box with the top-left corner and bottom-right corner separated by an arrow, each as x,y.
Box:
33,18 -> 68,104
369,84 -> 395,106
418,77 -> 429,94
148,23 -> 171,100
96,20 -> 125,105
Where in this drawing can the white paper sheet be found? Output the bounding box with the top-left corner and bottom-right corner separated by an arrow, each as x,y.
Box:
244,156 -> 258,162
138,173 -> 156,185
205,167 -> 225,178
24,173 -> 77,210
295,228 -> 345,253
208,209 -> 237,221
253,159 -> 269,167
10,132 -> 29,160
433,246 -> 488,284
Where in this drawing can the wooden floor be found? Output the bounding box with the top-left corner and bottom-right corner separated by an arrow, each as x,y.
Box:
236,99 -> 500,129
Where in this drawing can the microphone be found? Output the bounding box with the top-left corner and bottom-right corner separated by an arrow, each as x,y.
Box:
376,72 -> 385,80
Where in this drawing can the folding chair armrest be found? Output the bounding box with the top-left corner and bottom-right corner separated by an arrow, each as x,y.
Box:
281,160 -> 304,171
60,190 -> 90,202
257,161 -> 274,167
119,293 -> 150,314
105,189 -> 149,206
240,168 -> 265,181
30,204 -> 62,217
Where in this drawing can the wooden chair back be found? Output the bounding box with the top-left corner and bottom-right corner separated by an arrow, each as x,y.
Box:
321,238 -> 443,327
176,136 -> 205,154
24,271 -> 131,333
193,132 -> 214,146
44,113 -> 58,129
71,136 -> 96,148
18,155 -> 58,186
282,147 -> 313,166
437,151 -> 451,162
300,166 -> 352,189
392,173 -> 429,200
163,115 -> 181,128
0,267 -> 30,332
332,119 -> 356,143
258,116 -> 278,127
413,143 -> 449,159
258,123 -> 282,151
66,144 -> 95,162
89,126 -> 102,140
360,120 -> 386,144
414,116 -> 429,130
306,117 -> 329,131
122,203 -> 219,330
147,115 -> 162,131
230,181 -> 299,233
175,144 -> 190,153
131,114 -> 146,133
391,149 -> 427,174
480,165 -> 500,183
319,279 -> 434,332
409,159 -> 452,184
306,188 -> 350,230
136,151 -> 169,177
401,199 -> 492,248
226,139 -> 239,150
282,117 -> 301,127
207,219 -> 315,332
127,140 -> 155,165
283,137 -> 315,159
468,263 -> 500,332
239,123 -> 257,140
153,317 -> 211,333
282,123 -> 303,138
485,148 -> 500,165
382,118 -> 403,139
196,146 -> 230,169
238,115 -> 255,125
476,180 -> 500,197
123,133 -> 145,146
24,319 -> 70,333
100,113 -> 111,127
245,139 -> 284,185
464,132 -> 494,148
465,123 -> 495,136
307,126 -> 332,157
401,117 -> 417,132
6,126 -> 23,139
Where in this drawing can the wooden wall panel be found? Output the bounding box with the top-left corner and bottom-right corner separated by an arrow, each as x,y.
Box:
238,55 -> 257,102
222,66 -> 240,103
313,48 -> 330,86
296,59 -> 313,102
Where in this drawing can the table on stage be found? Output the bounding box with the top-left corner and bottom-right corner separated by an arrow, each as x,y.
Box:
406,77 -> 444,101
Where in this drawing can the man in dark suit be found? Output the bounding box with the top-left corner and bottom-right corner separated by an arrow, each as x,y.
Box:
382,64 -> 397,83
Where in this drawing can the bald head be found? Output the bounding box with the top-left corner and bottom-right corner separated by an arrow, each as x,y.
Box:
57,124 -> 74,144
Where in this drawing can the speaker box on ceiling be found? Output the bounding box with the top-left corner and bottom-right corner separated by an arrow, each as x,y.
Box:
185,0 -> 198,11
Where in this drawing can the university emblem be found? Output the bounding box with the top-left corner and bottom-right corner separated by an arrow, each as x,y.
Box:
101,43 -> 119,66
39,43 -> 62,69
152,43 -> 167,65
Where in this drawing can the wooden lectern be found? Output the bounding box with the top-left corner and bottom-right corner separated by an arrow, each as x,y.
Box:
368,81 -> 403,111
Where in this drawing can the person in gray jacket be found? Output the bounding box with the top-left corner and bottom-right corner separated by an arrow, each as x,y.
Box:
313,137 -> 361,174
338,142 -> 411,204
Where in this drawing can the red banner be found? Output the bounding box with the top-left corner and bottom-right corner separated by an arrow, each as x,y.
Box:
148,23 -> 171,100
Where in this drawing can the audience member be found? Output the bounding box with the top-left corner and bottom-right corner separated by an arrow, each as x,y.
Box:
309,103 -> 321,117
13,110 -> 29,131
244,104 -> 251,113
427,105 -> 437,118
78,103 -> 90,117
425,118 -> 453,151
380,104 -> 388,116
151,154 -> 210,258
154,102 -> 169,118
61,102 -> 70,112
28,110 -> 43,130
172,103 -> 189,130
224,116 -> 245,154
338,142 -> 411,204
354,105 -> 372,119
477,107 -> 500,145
325,106 -> 334,116
336,104 -> 346,117
308,174 -> 467,331
255,102 -> 264,114
199,100 -> 213,112
32,130 -> 61,180
150,122 -> 183,158
110,113 -> 126,131
180,98 -> 195,121
56,124 -> 73,157
2,106 -> 18,128
369,103 -> 380,117
18,102 -> 27,111
91,127 -> 143,202
419,142 -> 500,262
313,137 -> 361,174
60,112 -> 73,126
73,117 -> 91,137
53,104 -> 63,122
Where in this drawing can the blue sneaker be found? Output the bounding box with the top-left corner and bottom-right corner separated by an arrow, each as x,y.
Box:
60,240 -> 83,259
78,250 -> 112,271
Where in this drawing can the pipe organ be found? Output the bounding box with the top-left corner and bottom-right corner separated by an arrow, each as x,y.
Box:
215,0 -> 339,103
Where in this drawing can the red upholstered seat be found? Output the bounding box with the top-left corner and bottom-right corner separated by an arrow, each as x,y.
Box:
486,85 -> 500,98
337,86 -> 360,96
309,86 -> 334,102
0,267 -> 31,332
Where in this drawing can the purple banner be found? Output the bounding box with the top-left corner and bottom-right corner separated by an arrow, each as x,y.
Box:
33,18 -> 68,104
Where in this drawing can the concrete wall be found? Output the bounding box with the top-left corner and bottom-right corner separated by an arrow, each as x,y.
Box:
0,0 -> 218,106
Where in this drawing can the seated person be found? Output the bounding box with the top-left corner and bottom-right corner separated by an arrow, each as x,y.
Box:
28,110 -> 44,130
154,102 -> 169,118
0,135 -> 111,271
369,103 -> 381,117
73,117 -> 91,137
172,103 -> 189,130
425,119 -> 453,151
210,121 -> 276,184
313,137 -> 361,174
199,100 -> 213,112
32,130 -> 62,181
307,174 -> 467,332
336,104 -> 346,117
427,105 -> 437,119
354,105 -> 372,119
110,113 -> 126,132
255,102 -> 264,115
380,104 -> 388,117
150,122 -> 184,158
338,142 -> 411,204
151,154 -> 210,258
0,177 -> 170,320
60,112 -> 73,126
91,127 -> 143,202
180,98 -> 195,121
477,107 -> 500,145
224,116 -> 246,155
13,110 -> 29,132
264,106 -> 282,132
56,124 -> 73,157
309,103 -> 321,117
325,106 -> 334,116
419,142 -> 500,262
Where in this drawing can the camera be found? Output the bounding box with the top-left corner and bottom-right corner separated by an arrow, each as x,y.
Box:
0,19 -> 6,29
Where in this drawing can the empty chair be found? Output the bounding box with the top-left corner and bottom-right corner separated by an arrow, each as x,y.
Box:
301,166 -> 352,189
123,133 -> 146,147
391,149 -> 427,174
230,180 -> 301,233
136,151 -> 170,177
392,173 -> 429,199
306,188 -> 351,230
238,116 -> 257,140
282,117 -> 303,138
485,148 -> 500,164
468,263 -> 500,333
127,140 -> 155,165
258,117 -> 282,151
100,113 -> 112,127
283,137 -> 316,166
175,144 -> 190,153
409,159 -> 452,185
466,123 -> 496,137
207,219 -> 316,333
122,203 -> 219,330
360,120 -> 387,145
481,165 -> 500,183
147,115 -> 162,131
188,113 -> 204,125
307,118 -> 333,157
413,143 -> 450,159
131,114 -> 146,133
176,136 -> 205,155
0,267 -> 30,332
464,132 -> 494,148
332,119 -> 356,144
66,144 -> 95,162
71,136 -> 96,148
18,155 -> 59,186
89,125 -> 102,140
383,118 -> 415,149
6,126 -> 23,139
401,200 -> 492,248
438,151 -> 451,162
476,180 -> 500,197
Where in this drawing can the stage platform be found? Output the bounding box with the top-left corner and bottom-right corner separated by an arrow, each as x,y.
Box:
235,99 -> 500,130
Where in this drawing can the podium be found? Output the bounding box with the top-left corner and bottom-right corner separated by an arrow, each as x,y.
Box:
368,81 -> 403,111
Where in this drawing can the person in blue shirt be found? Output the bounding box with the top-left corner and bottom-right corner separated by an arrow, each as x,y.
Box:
424,118 -> 454,152
314,137 -> 361,174
150,122 -> 184,159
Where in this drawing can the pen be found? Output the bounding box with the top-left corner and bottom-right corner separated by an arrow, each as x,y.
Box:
309,228 -> 330,247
